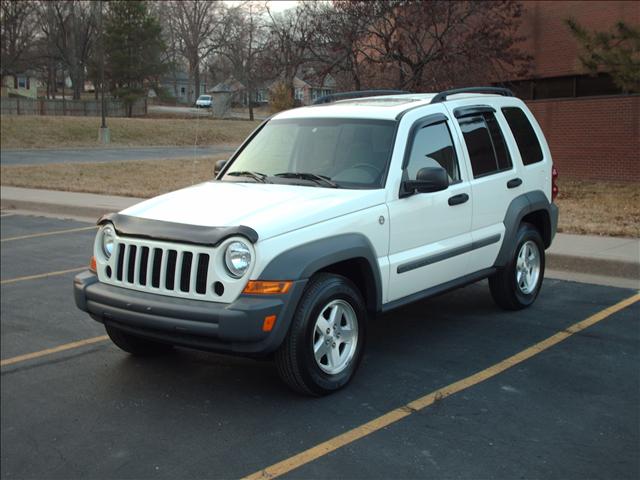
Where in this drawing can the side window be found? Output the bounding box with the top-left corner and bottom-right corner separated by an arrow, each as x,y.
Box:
458,112 -> 512,178
501,107 -> 544,165
406,121 -> 460,184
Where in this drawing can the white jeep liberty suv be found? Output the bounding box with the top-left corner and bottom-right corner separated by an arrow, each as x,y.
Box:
74,87 -> 559,395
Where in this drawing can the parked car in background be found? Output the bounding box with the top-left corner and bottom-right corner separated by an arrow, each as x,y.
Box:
195,95 -> 212,108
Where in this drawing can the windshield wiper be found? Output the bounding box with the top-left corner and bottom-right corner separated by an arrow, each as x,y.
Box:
226,171 -> 270,183
274,172 -> 338,188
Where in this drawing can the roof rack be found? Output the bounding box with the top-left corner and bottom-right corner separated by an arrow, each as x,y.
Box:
313,89 -> 410,105
430,87 -> 514,104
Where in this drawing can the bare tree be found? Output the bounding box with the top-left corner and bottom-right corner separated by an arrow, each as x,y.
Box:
265,4 -> 317,98
0,0 -> 37,81
35,0 -> 96,100
166,0 -> 221,103
215,3 -> 269,120
353,0 -> 530,91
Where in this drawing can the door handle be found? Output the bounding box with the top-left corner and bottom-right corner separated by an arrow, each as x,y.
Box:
507,178 -> 523,189
448,193 -> 469,206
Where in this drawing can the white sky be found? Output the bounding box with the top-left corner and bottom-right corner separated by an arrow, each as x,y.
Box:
224,1 -> 299,13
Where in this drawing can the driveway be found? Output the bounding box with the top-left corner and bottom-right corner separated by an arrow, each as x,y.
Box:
0,145 -> 237,166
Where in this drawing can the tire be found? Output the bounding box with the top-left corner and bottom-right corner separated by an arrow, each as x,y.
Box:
489,222 -> 545,310
275,273 -> 367,396
105,324 -> 173,356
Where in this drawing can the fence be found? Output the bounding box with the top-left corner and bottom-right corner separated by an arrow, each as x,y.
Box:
0,97 -> 147,117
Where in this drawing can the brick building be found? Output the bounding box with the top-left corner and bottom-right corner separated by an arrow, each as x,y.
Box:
500,1 -> 639,182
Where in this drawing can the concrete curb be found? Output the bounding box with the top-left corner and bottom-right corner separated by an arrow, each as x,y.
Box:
0,186 -> 140,220
546,253 -> 639,281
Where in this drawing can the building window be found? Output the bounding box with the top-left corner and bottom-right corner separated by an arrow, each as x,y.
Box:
180,87 -> 186,96
17,76 -> 27,89
294,88 -> 304,101
406,121 -> 460,183
458,112 -> 512,178
501,107 -> 543,166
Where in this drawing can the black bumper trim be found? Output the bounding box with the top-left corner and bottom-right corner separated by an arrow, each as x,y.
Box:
74,271 -> 306,355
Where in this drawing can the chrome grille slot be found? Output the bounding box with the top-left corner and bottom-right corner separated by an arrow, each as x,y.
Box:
165,250 -> 177,290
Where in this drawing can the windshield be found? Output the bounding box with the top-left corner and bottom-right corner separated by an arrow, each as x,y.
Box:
223,118 -> 397,188
198,95 -> 211,100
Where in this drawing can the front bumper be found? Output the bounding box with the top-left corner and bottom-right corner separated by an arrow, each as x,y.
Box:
73,271 -> 306,355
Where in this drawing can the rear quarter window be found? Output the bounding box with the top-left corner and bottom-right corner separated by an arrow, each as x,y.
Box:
502,107 -> 544,165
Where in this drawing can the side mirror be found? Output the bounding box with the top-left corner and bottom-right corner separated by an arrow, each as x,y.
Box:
214,159 -> 228,177
403,166 -> 449,195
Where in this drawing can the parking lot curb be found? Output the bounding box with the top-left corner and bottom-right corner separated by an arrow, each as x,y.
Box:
547,253 -> 639,281
0,186 -> 140,221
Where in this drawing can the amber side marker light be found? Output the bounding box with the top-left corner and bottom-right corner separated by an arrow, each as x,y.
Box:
242,281 -> 292,295
89,256 -> 97,273
262,315 -> 277,332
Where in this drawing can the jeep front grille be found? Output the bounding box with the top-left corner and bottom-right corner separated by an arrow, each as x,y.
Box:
114,243 -> 211,295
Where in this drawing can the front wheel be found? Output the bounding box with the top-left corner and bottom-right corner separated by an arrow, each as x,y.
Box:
275,273 -> 367,396
489,222 -> 545,310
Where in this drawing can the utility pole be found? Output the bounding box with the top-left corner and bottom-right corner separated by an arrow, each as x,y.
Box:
98,0 -> 110,144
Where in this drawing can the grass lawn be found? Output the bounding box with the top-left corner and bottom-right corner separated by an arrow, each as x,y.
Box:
1,158 -> 637,238
0,115 -> 260,149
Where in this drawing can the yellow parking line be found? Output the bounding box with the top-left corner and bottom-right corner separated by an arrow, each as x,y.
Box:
0,266 -> 87,285
0,335 -> 109,367
0,225 -> 96,242
242,292 -> 640,480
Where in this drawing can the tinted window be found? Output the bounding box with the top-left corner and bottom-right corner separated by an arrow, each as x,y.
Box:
502,107 -> 543,165
406,121 -> 460,183
458,113 -> 512,178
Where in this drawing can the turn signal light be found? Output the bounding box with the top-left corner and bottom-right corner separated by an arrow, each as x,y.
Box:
242,281 -> 292,295
262,315 -> 277,332
89,256 -> 97,273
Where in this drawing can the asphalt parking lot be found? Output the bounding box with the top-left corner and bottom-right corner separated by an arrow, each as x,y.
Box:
1,213 -> 638,480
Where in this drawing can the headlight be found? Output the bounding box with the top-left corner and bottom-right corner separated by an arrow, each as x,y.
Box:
224,241 -> 252,278
101,225 -> 116,258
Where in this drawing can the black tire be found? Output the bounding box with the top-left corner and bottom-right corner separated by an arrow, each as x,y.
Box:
105,324 -> 173,356
489,222 -> 545,310
275,273 -> 367,396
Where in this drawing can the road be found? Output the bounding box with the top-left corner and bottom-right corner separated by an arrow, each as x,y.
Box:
0,145 -> 237,166
1,213 -> 638,479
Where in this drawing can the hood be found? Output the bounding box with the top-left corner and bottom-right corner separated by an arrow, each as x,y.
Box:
121,181 -> 385,241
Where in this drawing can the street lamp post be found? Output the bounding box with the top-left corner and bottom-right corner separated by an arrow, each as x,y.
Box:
98,0 -> 110,144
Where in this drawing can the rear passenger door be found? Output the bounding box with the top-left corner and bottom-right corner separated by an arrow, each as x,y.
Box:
447,105 -> 523,272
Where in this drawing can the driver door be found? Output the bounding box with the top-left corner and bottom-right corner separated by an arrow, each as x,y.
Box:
386,113 -> 473,303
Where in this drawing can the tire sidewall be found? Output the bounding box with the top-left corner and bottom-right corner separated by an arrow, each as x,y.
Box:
509,224 -> 546,306
293,276 -> 367,394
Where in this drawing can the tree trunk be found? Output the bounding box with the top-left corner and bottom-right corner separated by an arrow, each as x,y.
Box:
248,85 -> 254,121
194,64 -> 201,99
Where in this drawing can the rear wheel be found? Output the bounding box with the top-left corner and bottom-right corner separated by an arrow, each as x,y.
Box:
489,223 -> 545,310
105,324 -> 173,356
276,273 -> 366,396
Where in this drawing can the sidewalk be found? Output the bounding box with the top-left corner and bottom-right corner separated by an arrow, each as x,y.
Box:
1,186 -> 638,287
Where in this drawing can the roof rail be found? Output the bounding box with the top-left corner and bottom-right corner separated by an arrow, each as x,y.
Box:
313,89 -> 410,105
430,87 -> 514,104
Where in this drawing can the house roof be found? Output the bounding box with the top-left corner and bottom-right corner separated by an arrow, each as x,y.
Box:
209,77 -> 245,93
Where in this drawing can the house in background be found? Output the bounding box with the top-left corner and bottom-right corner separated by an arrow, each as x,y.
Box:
1,72 -> 40,98
208,76 -> 248,105
210,70 -> 336,107
158,71 -> 207,104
